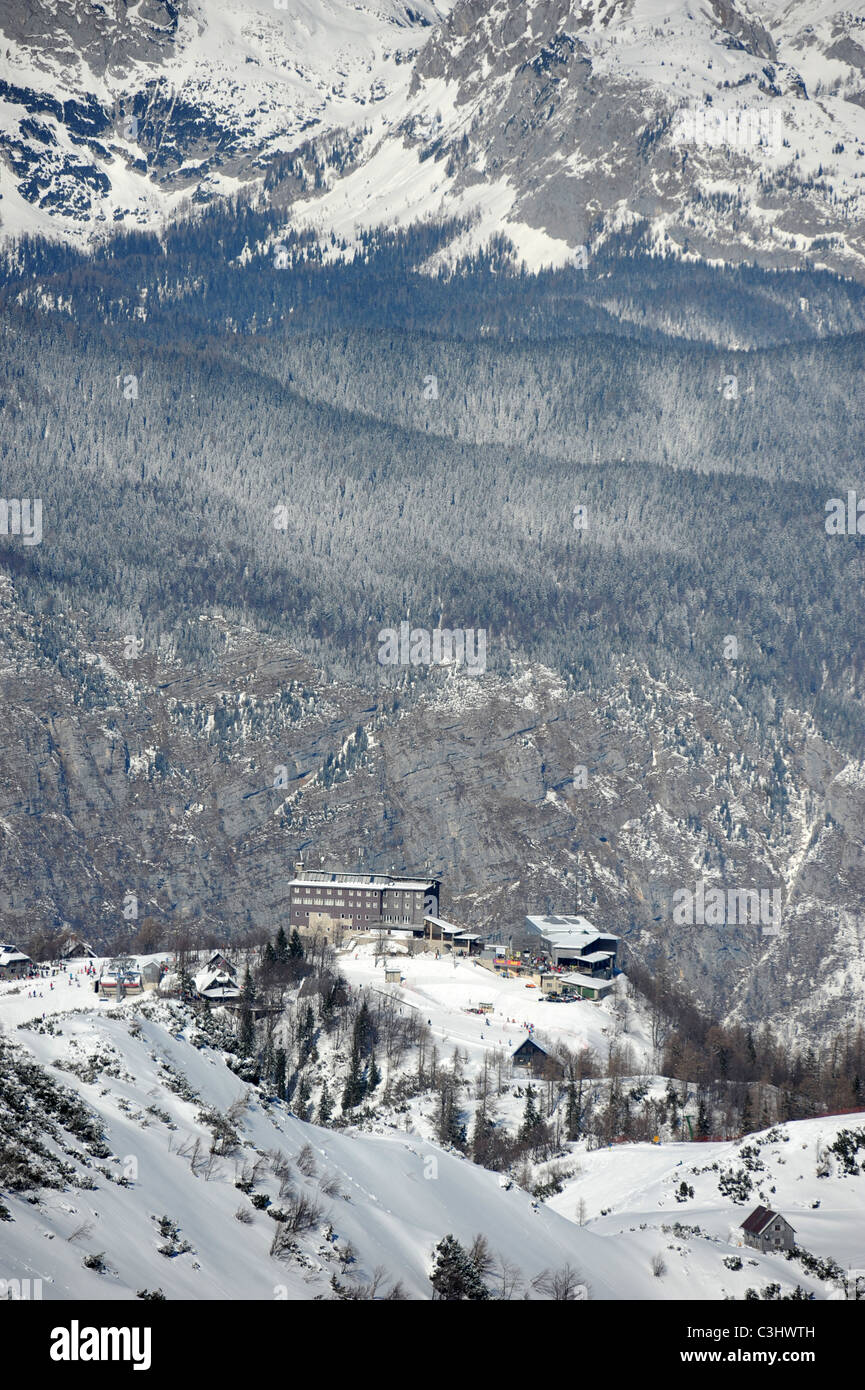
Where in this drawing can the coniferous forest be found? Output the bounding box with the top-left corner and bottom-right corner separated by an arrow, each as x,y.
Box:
2,207 -> 865,756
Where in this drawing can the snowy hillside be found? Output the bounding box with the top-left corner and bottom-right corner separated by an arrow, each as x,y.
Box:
1,952 -> 862,1300
548,1119 -> 865,1295
337,942 -> 652,1073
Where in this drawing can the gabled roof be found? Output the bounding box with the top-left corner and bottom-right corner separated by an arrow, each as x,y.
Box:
740,1205 -> 794,1235
512,1038 -> 549,1057
0,945 -> 31,967
194,968 -> 237,994
199,983 -> 241,1000
60,937 -> 97,958
206,952 -> 236,974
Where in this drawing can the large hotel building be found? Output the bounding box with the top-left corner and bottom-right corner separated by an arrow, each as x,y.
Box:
287,862 -> 441,932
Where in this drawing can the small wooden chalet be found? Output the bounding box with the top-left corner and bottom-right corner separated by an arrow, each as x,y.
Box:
0,945 -> 32,979
58,936 -> 97,961
193,951 -> 240,1004
740,1206 -> 796,1254
511,1037 -> 563,1079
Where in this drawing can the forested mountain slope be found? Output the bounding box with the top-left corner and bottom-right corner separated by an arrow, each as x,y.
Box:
1,219 -> 864,1042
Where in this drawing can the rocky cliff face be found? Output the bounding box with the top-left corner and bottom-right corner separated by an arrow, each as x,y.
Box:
0,0 -> 445,238
1,0 -> 184,81
2,574 -> 862,1041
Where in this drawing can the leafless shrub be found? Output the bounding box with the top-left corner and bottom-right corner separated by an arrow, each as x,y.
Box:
234,1160 -> 257,1192
268,1150 -> 295,1196
331,1266 -> 409,1300
282,1192 -> 323,1233
296,1142 -> 317,1177
67,1219 -> 94,1244
531,1264 -> 587,1300
319,1172 -> 342,1198
338,1240 -> 357,1270
652,1253 -> 667,1278
269,1223 -> 298,1260
496,1254 -> 525,1301
226,1091 -> 252,1126
513,1157 -> 533,1191
176,1134 -> 206,1175
469,1233 -> 494,1282
202,1150 -> 223,1182
234,1207 -> 253,1224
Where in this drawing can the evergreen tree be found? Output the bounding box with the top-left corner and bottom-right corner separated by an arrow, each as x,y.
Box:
275,927 -> 289,965
565,1083 -> 581,1142
342,1041 -> 365,1111
237,967 -> 256,1058
177,955 -> 196,1001
289,928 -> 304,960
353,999 -> 374,1056
367,1050 -> 382,1092
519,1084 -> 543,1142
430,1235 -> 490,1301
273,1046 -> 287,1101
436,1073 -> 466,1149
318,1082 -> 334,1125
741,1088 -> 754,1136
296,1073 -> 311,1120
470,1104 -> 495,1166
697,1095 -> 711,1138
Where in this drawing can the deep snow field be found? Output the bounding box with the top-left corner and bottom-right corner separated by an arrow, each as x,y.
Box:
0,947 -> 862,1300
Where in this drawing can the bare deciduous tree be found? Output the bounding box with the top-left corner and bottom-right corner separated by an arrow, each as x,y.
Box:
531,1264 -> 587,1301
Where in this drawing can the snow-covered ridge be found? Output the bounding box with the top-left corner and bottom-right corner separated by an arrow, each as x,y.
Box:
3,0 -> 865,277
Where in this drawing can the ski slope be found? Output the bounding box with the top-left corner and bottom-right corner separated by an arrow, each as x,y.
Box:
1,949 -> 861,1299
338,940 -> 651,1068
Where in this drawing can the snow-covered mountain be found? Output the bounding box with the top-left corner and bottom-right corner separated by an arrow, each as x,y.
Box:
297,0 -> 865,273
3,0 -> 865,276
0,0 -> 448,242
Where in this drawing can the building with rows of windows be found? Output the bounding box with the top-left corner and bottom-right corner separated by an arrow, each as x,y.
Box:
287,861 -> 440,933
